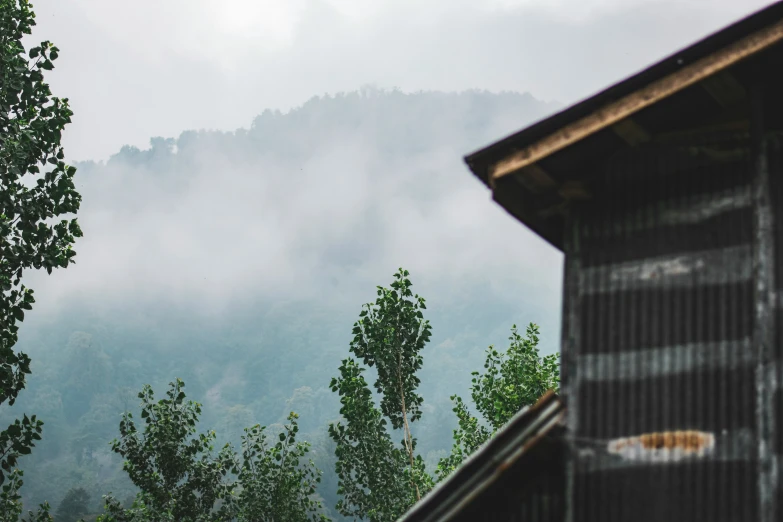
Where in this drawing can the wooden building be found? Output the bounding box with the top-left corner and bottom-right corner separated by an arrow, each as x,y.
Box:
402,1 -> 783,521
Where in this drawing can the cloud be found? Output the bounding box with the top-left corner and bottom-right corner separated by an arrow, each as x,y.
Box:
27,0 -> 772,161
22,90 -> 563,327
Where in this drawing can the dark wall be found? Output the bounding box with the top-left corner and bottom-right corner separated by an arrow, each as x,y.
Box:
453,435 -> 565,522
562,136 -> 760,522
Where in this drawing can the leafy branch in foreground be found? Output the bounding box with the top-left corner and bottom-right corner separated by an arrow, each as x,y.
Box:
0,469 -> 52,521
1,0 -> 82,482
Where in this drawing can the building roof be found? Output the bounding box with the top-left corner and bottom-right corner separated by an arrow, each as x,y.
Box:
399,392 -> 565,522
465,1 -> 783,251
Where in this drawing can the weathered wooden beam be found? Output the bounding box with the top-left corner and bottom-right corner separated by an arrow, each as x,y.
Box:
750,76 -> 776,522
611,118 -> 651,146
513,164 -> 558,194
562,211 -> 582,522
685,145 -> 750,163
489,17 -> 783,182
653,118 -> 749,145
558,180 -> 592,201
537,201 -> 568,218
701,70 -> 748,107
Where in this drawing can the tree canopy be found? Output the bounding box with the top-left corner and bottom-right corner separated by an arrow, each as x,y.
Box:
436,323 -> 559,481
0,1 -> 81,519
328,268 -> 433,522
97,379 -> 328,522
55,487 -> 90,522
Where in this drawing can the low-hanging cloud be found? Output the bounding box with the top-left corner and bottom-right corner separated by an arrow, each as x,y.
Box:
23,90 -> 564,325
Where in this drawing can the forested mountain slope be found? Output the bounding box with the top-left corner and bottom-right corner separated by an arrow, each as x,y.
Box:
3,88 -> 564,517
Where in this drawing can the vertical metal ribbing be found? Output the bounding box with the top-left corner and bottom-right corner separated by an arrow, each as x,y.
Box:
562,208 -> 581,522
751,78 -> 777,522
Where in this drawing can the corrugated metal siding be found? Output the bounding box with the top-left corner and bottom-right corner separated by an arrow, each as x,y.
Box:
768,135 -> 783,521
450,437 -> 566,522
563,139 -> 761,522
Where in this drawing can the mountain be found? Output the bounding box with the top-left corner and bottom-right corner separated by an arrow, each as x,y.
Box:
3,87 -> 564,516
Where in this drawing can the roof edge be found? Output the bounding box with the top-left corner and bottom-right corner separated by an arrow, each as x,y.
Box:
490,18 -> 783,183
399,391 -> 564,522
464,1 -> 783,186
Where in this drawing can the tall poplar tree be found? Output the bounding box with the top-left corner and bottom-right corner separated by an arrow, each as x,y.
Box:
329,268 -> 433,522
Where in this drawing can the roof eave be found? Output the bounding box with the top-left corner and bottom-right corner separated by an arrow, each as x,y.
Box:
464,0 -> 783,186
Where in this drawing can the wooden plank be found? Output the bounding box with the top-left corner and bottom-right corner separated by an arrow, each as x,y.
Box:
750,79 -> 777,522
514,164 -> 558,194
701,71 -> 748,107
611,118 -> 651,146
562,212 -> 583,522
538,202 -> 568,218
653,119 -> 749,145
558,180 -> 592,201
489,18 -> 783,182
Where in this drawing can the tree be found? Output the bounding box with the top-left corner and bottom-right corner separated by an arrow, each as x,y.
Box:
61,333 -> 113,422
0,0 -> 83,481
234,412 -> 327,522
328,268 -> 433,522
97,380 -> 328,522
96,379 -> 236,522
328,359 -> 419,522
0,469 -> 52,521
435,323 -> 559,481
55,487 -> 90,522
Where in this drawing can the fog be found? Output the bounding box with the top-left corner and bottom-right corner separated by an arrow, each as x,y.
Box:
24,90 -> 564,329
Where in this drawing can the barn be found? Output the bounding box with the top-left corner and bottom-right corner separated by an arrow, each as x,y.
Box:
401,1 -> 783,521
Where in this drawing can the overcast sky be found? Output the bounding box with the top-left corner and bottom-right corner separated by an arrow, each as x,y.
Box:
31,0 -> 773,162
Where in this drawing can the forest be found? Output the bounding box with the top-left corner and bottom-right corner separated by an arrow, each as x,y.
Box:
0,1 -> 564,520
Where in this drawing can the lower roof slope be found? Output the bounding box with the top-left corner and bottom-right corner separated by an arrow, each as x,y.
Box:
399,392 -> 565,522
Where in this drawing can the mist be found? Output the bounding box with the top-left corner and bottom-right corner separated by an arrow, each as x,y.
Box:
24,89 -> 564,331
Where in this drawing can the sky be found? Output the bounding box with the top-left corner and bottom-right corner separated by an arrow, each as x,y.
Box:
31,0 -> 774,162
